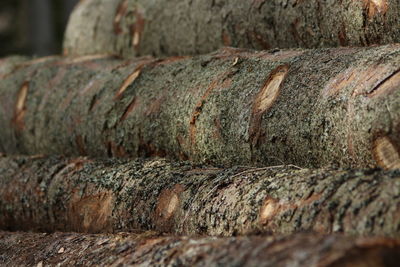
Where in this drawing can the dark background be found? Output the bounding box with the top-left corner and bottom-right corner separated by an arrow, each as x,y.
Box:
0,0 -> 79,57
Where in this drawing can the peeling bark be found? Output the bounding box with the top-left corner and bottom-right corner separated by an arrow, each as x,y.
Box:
1,231 -> 399,267
1,156 -> 399,237
1,46 -> 400,167
63,0 -> 400,57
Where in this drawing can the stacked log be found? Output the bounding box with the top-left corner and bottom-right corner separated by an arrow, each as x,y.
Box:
2,0 -> 400,265
1,231 -> 399,266
1,155 -> 399,236
64,0 -> 400,57
1,46 -> 400,168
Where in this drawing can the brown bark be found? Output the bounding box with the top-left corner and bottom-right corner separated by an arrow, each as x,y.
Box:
1,46 -> 400,168
1,231 -> 399,266
1,155 -> 399,237
63,0 -> 400,57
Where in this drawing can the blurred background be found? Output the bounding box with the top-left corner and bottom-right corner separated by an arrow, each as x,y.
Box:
0,0 -> 79,57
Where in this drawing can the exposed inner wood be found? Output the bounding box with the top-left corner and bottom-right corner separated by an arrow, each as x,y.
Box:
0,232 -> 399,266
253,65 -> 289,115
115,68 -> 141,99
13,81 -> 29,130
366,0 -> 388,18
373,136 -> 400,169
367,70 -> 400,98
259,198 -> 279,225
69,192 -> 114,233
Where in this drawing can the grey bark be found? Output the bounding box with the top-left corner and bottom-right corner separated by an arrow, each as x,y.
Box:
1,46 -> 400,168
1,155 -> 399,237
1,231 -> 399,266
63,0 -> 400,57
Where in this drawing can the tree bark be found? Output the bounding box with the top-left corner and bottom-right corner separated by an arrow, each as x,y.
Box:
1,231 -> 399,267
63,0 -> 400,57
0,56 -> 29,78
1,46 -> 400,168
1,155 -> 399,237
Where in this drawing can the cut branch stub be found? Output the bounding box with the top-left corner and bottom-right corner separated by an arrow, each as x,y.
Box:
115,68 -> 142,99
12,81 -> 29,131
367,70 -> 400,98
254,65 -> 289,114
131,8 -> 145,49
249,64 -> 289,146
154,184 -> 185,231
68,191 -> 114,233
259,197 -> 280,225
364,0 -> 388,19
373,136 -> 400,169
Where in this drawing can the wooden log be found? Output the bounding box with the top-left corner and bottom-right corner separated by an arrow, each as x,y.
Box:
1,46 -> 400,168
63,0 -> 400,57
0,56 -> 28,78
1,231 -> 399,266
1,155 -> 399,237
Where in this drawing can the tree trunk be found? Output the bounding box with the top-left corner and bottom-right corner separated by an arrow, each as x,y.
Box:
1,46 -> 400,168
1,155 -> 399,236
63,0 -> 400,57
1,231 -> 399,266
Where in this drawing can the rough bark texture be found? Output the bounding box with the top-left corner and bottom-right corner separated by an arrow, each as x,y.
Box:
0,56 -> 29,78
1,231 -> 399,267
63,0 -> 400,57
1,46 -> 400,168
1,155 -> 400,237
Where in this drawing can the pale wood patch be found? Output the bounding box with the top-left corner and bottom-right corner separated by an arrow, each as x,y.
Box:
69,192 -> 114,233
373,137 -> 400,170
13,81 -> 29,130
364,0 -> 388,18
115,68 -> 141,99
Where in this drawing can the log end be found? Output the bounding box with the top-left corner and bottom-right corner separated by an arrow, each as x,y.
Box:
373,137 -> 400,170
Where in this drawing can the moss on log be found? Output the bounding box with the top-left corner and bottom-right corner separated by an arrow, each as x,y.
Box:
63,0 -> 400,57
1,231 -> 399,266
1,156 -> 399,236
1,46 -> 400,168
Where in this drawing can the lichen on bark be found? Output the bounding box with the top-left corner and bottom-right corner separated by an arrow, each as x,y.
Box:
63,0 -> 400,57
0,156 -> 399,237
1,46 -> 400,168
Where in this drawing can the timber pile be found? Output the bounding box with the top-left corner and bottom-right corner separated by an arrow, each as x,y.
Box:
1,0 -> 400,266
